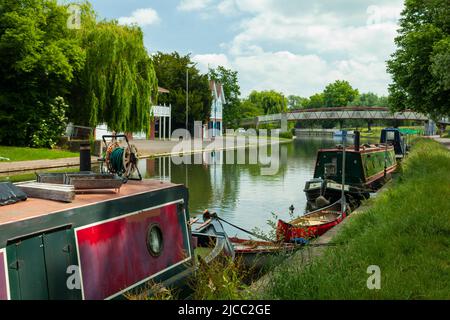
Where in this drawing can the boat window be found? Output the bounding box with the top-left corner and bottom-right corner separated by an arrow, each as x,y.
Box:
386,131 -> 395,141
324,158 -> 337,177
147,224 -> 164,257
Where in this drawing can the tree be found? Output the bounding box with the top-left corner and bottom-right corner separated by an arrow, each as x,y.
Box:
0,0 -> 84,147
287,95 -> 308,110
304,93 -> 325,108
152,52 -> 212,130
239,100 -> 264,119
323,80 -> 359,107
348,92 -> 388,107
387,0 -> 450,117
247,90 -> 288,115
209,66 -> 241,129
69,18 -> 158,134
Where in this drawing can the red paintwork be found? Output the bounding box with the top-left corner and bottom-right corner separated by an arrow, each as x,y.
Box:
76,203 -> 189,300
0,251 -> 7,300
277,211 -> 347,242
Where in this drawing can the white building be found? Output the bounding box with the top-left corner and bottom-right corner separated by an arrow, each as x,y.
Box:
206,80 -> 226,138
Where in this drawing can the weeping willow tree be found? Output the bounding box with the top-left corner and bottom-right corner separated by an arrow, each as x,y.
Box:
69,19 -> 158,133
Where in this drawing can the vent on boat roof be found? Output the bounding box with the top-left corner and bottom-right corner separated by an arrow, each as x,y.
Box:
0,182 -> 27,206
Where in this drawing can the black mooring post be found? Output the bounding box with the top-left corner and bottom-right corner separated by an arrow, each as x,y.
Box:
354,130 -> 360,151
80,143 -> 91,172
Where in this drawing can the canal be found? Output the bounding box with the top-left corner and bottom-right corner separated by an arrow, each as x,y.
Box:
139,137 -> 351,238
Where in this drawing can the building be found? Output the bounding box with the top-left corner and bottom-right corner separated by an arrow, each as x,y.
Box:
206,80 -> 226,138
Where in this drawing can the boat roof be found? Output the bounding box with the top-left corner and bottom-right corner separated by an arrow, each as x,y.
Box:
0,180 -> 180,227
318,144 -> 394,154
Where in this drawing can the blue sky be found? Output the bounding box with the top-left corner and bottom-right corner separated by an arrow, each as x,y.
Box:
82,0 -> 405,98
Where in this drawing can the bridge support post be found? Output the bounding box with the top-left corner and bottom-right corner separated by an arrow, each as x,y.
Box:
368,120 -> 372,132
281,113 -> 288,133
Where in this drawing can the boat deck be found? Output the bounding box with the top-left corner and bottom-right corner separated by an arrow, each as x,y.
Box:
0,179 -> 180,226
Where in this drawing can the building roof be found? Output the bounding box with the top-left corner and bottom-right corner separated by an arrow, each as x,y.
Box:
158,87 -> 170,94
209,80 -> 226,104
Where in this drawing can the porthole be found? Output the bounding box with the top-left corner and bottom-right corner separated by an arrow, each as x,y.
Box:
146,224 -> 164,257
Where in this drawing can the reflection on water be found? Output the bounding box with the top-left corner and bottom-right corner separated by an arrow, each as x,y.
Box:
139,137 -> 346,238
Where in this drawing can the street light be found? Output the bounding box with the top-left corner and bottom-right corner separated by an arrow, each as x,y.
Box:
186,62 -> 195,140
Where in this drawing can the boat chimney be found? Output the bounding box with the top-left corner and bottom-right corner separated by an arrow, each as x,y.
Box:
80,143 -> 92,172
354,131 -> 360,152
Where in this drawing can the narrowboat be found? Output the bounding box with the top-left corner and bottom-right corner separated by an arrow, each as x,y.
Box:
0,180 -> 193,300
380,128 -> 407,158
0,136 -> 195,300
304,134 -> 397,209
277,199 -> 349,243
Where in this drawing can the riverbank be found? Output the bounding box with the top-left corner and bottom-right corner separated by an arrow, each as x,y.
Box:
258,138 -> 450,299
0,136 -> 291,176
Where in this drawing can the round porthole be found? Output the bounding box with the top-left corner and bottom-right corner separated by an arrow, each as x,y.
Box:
146,224 -> 164,257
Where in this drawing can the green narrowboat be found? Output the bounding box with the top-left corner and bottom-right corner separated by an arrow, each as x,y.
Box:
304,143 -> 397,210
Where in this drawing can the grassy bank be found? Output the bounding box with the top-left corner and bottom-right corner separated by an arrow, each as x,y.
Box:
261,138 -> 450,299
0,146 -> 78,162
343,126 -> 423,138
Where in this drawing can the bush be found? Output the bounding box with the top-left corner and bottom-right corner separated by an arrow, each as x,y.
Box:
279,131 -> 293,140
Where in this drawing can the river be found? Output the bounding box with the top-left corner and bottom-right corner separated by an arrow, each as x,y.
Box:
138,137 -> 353,238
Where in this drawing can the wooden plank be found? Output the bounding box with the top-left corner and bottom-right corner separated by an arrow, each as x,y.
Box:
65,174 -> 123,190
16,183 -> 75,203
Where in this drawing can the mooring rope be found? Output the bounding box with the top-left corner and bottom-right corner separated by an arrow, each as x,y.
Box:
215,216 -> 275,243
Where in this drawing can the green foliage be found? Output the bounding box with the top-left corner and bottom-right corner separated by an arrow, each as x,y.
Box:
152,52 -> 212,130
263,139 -> 450,299
31,97 -> 69,148
247,90 -> 288,115
190,257 -> 252,300
323,80 -> 359,107
387,0 -> 450,117
239,99 -> 264,119
209,66 -> 241,129
348,92 -> 388,107
69,19 -> 158,133
303,93 -> 325,109
287,95 -> 308,110
0,0 -> 84,146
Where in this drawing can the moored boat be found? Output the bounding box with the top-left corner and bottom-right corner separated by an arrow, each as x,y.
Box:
229,237 -> 297,271
304,132 -> 397,209
277,199 -> 349,243
191,212 -> 235,265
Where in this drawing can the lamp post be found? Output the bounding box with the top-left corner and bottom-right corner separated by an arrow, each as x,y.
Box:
186,68 -> 189,140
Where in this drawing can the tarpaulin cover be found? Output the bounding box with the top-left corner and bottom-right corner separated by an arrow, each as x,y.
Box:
0,182 -> 27,206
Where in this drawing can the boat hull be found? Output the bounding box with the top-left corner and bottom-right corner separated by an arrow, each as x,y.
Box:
0,180 -> 193,300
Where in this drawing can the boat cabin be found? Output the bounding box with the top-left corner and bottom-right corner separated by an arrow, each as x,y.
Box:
380,128 -> 406,156
0,180 -> 192,300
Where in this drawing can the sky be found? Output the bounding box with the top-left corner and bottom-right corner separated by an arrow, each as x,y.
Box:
83,0 -> 405,98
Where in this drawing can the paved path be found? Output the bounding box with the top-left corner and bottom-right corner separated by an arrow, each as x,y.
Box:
432,137 -> 450,150
0,137 -> 289,175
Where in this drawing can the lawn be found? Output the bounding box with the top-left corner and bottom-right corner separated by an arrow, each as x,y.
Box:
261,138 -> 450,299
0,146 -> 78,162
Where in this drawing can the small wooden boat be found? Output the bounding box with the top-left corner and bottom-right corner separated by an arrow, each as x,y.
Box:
229,237 -> 297,271
277,200 -> 349,243
191,212 -> 235,265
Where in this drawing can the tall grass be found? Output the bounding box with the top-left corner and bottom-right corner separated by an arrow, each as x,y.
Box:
262,139 -> 450,299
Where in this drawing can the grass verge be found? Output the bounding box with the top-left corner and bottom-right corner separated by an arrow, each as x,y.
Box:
261,138 -> 450,299
0,146 -> 78,162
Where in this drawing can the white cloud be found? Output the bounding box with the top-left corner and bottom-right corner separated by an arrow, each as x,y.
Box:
177,0 -> 213,12
186,0 -> 404,97
192,54 -> 231,72
118,8 -> 160,27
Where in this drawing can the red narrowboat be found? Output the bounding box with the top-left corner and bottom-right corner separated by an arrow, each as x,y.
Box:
0,180 -> 193,300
